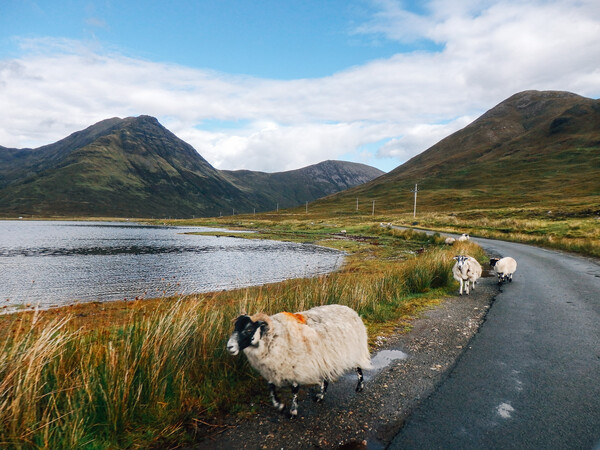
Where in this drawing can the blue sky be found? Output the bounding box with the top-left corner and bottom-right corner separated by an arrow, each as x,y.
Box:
1,1 -> 438,79
1,0 -> 599,172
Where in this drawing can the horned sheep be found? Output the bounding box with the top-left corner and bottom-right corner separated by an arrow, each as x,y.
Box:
490,257 -> 517,284
452,255 -> 482,295
226,304 -> 372,417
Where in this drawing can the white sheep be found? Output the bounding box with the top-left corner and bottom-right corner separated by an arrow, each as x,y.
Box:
458,233 -> 470,242
490,257 -> 517,284
445,237 -> 456,245
452,255 -> 482,295
226,304 -> 372,418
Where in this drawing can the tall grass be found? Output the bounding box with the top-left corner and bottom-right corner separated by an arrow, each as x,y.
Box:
401,211 -> 600,258
0,238 -> 483,448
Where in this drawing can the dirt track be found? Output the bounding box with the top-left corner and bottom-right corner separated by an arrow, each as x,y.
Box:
189,275 -> 498,450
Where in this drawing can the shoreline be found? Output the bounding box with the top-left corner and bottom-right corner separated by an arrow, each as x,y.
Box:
0,223 -> 347,316
0,220 -> 490,448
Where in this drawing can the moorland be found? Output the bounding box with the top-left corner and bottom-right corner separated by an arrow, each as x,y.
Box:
1,90 -> 598,448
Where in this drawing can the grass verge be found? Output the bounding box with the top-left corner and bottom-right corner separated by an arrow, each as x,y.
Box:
0,223 -> 485,449
353,205 -> 599,258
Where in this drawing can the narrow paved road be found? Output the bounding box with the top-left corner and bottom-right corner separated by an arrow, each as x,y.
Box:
389,236 -> 600,449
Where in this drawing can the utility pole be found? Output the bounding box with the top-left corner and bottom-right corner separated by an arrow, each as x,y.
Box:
277,203 -> 279,212
411,183 -> 419,218
306,201 -> 308,214
356,197 -> 359,211
372,200 -> 375,216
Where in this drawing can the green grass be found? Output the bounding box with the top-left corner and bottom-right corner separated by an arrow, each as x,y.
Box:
0,224 -> 484,449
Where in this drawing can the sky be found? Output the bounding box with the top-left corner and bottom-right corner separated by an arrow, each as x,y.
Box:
1,0 -> 599,173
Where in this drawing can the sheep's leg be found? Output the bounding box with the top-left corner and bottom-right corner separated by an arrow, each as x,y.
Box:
459,279 -> 464,295
290,383 -> 300,418
464,279 -> 470,295
315,379 -> 329,402
355,367 -> 364,392
268,383 -> 285,412
508,274 -> 513,282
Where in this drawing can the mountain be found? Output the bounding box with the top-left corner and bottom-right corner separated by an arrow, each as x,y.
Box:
308,90 -> 600,214
0,117 -> 384,218
222,160 -> 384,210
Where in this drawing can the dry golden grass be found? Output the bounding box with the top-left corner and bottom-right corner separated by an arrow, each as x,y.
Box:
0,224 -> 484,448
392,210 -> 600,258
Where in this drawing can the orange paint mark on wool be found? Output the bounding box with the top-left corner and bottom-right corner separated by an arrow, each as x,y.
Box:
282,312 -> 306,324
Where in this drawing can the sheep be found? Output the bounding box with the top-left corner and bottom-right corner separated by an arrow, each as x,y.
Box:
445,237 -> 456,245
458,233 -> 470,242
226,304 -> 371,418
490,257 -> 517,284
452,255 -> 482,295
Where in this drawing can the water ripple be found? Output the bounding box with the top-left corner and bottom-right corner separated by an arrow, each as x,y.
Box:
0,221 -> 344,312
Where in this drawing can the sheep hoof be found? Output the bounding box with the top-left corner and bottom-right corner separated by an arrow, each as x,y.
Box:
289,409 -> 298,419
315,394 -> 324,403
275,403 -> 285,412
356,381 -> 364,392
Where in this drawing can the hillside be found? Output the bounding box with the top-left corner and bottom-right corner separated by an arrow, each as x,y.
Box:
0,117 -> 383,218
307,90 -> 600,215
223,160 -> 384,210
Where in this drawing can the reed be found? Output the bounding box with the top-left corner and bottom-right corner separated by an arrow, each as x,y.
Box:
0,231 -> 484,448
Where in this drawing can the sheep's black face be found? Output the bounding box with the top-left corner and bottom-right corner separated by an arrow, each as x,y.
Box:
490,258 -> 499,267
453,255 -> 469,271
227,315 -> 265,355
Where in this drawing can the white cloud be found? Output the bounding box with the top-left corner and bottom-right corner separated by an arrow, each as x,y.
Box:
1,0 -> 600,172
176,121 -> 395,173
377,116 -> 475,161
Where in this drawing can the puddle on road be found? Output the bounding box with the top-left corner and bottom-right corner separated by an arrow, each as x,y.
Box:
341,349 -> 409,383
370,349 -> 408,370
363,349 -> 409,381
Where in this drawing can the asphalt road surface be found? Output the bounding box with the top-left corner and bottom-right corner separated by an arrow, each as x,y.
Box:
389,235 -> 600,449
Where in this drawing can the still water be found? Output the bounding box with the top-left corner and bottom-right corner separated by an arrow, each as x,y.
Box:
0,221 -> 344,312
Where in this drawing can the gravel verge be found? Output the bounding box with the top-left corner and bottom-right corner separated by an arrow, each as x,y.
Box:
189,275 -> 498,450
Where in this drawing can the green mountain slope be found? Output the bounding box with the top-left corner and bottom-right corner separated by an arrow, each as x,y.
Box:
223,160 -> 384,210
307,90 -> 600,215
0,117 -> 384,218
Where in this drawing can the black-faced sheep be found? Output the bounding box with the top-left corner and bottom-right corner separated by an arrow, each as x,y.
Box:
445,237 -> 456,245
452,255 -> 482,295
226,304 -> 372,418
458,233 -> 470,242
490,257 -> 517,284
